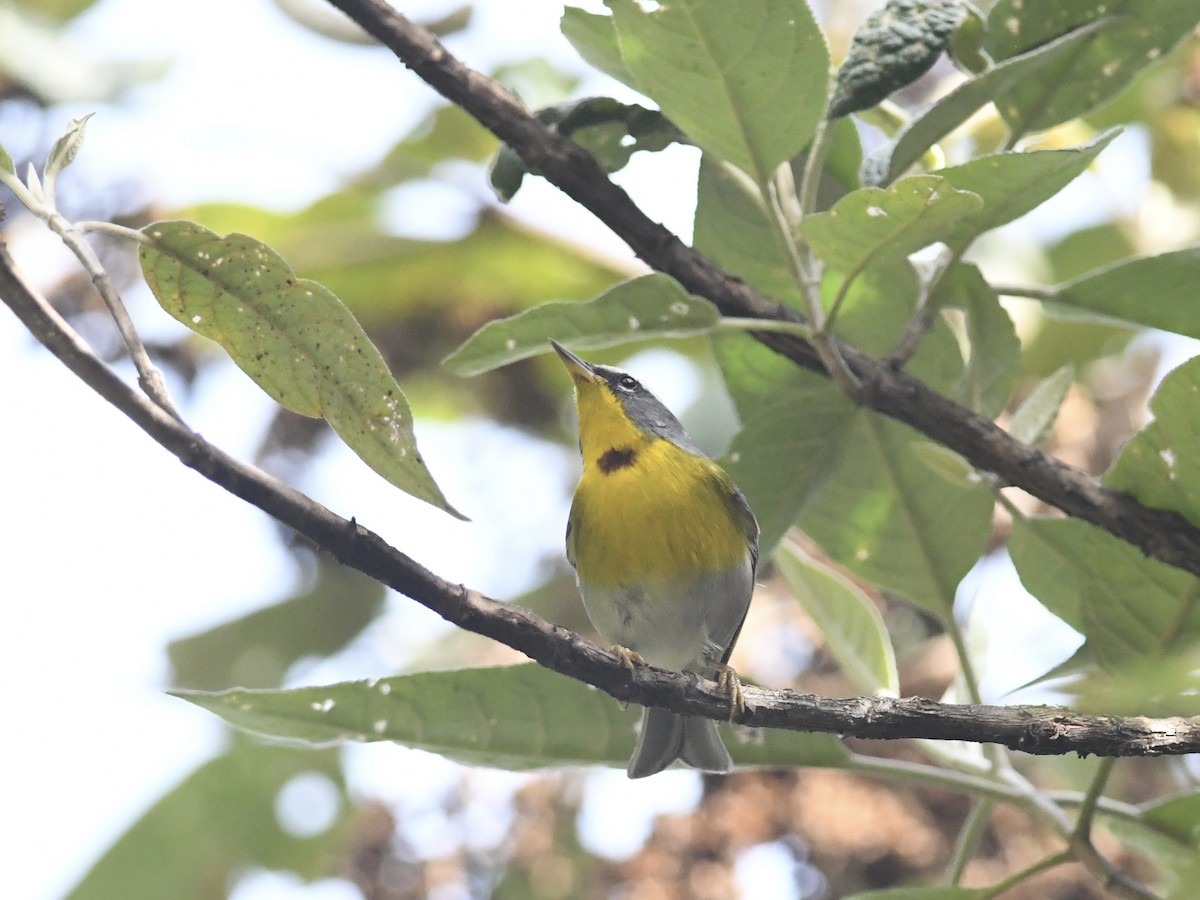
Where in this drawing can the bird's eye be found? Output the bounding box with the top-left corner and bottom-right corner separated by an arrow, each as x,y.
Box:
617,375 -> 639,391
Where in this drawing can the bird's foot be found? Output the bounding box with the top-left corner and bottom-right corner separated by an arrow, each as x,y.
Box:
714,663 -> 745,722
610,645 -> 646,674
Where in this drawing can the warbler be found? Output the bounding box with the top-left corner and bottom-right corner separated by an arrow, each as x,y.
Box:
551,340 -> 759,778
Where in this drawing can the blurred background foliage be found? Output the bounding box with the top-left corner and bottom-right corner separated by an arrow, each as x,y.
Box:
5,0 -> 1200,898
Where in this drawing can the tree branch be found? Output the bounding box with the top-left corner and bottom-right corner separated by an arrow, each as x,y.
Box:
321,0 -> 1200,585
4,243 -> 1200,759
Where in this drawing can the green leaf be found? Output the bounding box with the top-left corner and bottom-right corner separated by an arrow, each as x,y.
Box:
44,111 -> 94,181
491,98 -> 687,201
0,142 -> 13,176
810,115 -> 865,201
605,0 -> 829,183
1013,641 -> 1095,693
443,274 -> 720,376
720,358 -> 856,550
560,99 -> 687,170
932,130 -> 1120,250
720,268 -> 988,615
716,259 -> 963,404
1017,314 -> 1133,382
492,57 -> 579,111
1065,648 -> 1200,716
1008,517 -> 1200,671
986,0 -> 1200,135
690,131 -> 864,315
910,442 -> 981,486
1143,792 -> 1200,845
174,664 -> 851,770
775,543 -> 899,696
1007,517 -> 1088,632
1007,364 -> 1075,447
792,415 -> 993,618
65,742 -> 347,900
1106,357 -> 1200,528
1045,222 -> 1137,283
1110,796 -> 1200,895
694,154 -> 801,307
168,561 -> 386,691
139,220 -> 464,518
935,263 -> 1019,418
830,0 -> 968,119
800,174 -> 982,274
947,3 -> 989,73
1049,249 -> 1200,339
188,203 -> 625,329
879,19 -> 1110,184
368,104 -> 497,188
717,259 -> 953,488
560,6 -> 636,86
15,0 -> 103,23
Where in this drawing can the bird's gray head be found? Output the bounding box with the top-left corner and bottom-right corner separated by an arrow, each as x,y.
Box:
550,340 -> 700,454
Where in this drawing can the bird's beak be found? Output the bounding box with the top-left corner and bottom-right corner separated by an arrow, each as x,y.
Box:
550,339 -> 598,383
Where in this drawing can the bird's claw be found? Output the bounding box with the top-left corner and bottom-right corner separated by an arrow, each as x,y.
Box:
715,663 -> 745,722
610,645 -> 646,673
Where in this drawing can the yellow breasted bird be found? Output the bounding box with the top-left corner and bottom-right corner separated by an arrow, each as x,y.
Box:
551,340 -> 759,778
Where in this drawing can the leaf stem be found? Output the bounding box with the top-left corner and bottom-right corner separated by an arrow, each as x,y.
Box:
798,115 -> 832,218
49,214 -> 181,418
849,752 -> 1158,898
947,617 -> 986,708
759,158 -> 863,395
77,220 -> 152,244
717,316 -> 814,340
846,751 -> 1026,804
984,849 -> 1072,897
762,167 -> 862,395
993,283 -> 1059,302
764,169 -> 818,308
0,165 -> 179,417
887,245 -> 961,368
997,764 -> 1160,899
1074,756 -> 1118,842
996,490 -> 1025,519
946,610 -> 1015,780
945,797 -> 995,885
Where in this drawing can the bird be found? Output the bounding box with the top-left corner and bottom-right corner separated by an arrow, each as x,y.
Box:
551,339 -> 759,778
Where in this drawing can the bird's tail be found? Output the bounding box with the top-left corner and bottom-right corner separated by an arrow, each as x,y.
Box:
627,707 -> 733,778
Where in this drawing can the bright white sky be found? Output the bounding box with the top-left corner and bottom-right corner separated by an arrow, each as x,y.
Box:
1,1 -> 1180,898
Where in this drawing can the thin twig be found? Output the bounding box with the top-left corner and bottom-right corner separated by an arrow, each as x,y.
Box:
47,214 -> 180,418
0,163 -> 179,417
